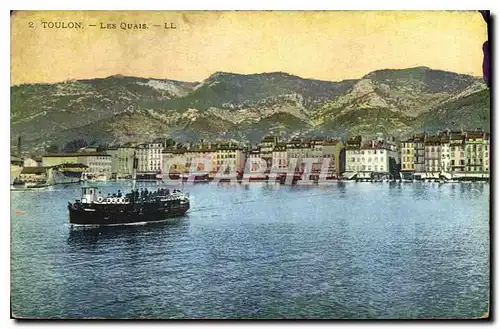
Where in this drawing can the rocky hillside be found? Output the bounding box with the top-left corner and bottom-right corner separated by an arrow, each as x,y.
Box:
11,67 -> 490,153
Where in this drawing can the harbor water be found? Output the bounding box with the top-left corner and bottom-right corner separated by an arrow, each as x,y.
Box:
11,181 -> 490,319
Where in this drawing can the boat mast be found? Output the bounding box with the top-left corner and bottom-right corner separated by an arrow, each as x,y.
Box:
132,150 -> 137,191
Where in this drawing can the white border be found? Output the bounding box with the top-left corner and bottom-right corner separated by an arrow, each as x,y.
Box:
2,0 -> 497,328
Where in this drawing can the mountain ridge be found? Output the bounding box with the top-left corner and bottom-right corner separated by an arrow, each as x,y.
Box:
11,67 -> 490,153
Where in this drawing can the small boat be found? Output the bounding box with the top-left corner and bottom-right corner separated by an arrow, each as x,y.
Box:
25,182 -> 49,189
181,172 -> 209,183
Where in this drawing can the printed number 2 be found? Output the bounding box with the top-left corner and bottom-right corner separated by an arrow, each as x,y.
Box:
28,22 -> 34,28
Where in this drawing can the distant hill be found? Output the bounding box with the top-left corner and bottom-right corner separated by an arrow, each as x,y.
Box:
11,67 -> 490,153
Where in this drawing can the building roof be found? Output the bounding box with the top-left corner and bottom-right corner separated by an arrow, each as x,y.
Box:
450,134 -> 464,141
425,137 -> 441,145
43,152 -> 110,157
466,131 -> 488,139
53,163 -> 89,169
186,148 -> 216,153
217,144 -> 243,150
21,167 -> 48,174
323,140 -> 343,146
137,143 -> 163,148
163,148 -> 186,154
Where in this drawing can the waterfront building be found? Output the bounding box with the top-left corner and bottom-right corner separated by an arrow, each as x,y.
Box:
424,137 -> 441,175
321,139 -> 345,178
464,131 -> 488,173
259,136 -> 279,171
345,136 -> 362,174
162,148 -> 187,174
185,144 -> 216,172
42,153 -> 112,178
106,148 -> 119,177
77,153 -> 112,178
285,139 -> 311,173
116,145 -> 136,178
309,138 -> 324,174
19,167 -> 48,184
136,143 -> 163,174
345,136 -> 400,179
439,133 -> 451,173
215,143 -> 246,173
362,139 -> 399,175
400,138 -> 415,173
413,133 -> 426,174
483,133 -> 490,172
246,147 -> 264,174
42,154 -> 80,167
271,143 -> 288,173
450,133 -> 466,173
105,146 -> 137,179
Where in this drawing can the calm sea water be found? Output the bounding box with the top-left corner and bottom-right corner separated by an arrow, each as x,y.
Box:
11,181 -> 490,319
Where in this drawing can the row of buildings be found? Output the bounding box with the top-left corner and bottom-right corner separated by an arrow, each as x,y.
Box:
19,130 -> 490,181
399,130 -> 490,179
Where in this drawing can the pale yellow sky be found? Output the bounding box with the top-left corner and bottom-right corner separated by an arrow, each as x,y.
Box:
11,11 -> 487,85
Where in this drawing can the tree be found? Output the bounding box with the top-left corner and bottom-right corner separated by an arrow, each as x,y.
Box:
45,144 -> 59,154
165,138 -> 176,148
62,139 -> 88,153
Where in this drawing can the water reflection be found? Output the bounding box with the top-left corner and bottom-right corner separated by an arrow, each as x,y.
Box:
67,218 -> 189,250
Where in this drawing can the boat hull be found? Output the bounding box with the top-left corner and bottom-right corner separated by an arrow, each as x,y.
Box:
68,203 -> 189,226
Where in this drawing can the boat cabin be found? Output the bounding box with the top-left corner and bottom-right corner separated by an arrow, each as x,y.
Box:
81,186 -> 98,204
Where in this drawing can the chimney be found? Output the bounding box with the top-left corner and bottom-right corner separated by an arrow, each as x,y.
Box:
17,136 -> 21,156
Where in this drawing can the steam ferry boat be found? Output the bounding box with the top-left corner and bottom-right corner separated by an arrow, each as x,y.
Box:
68,186 -> 190,226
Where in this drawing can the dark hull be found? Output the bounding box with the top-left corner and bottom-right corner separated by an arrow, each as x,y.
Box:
69,203 -> 189,226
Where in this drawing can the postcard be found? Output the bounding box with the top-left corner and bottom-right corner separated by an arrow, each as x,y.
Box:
10,10 -> 490,319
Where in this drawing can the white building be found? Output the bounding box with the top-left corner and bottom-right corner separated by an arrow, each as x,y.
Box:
483,135 -> 490,172
440,135 -> 451,173
345,138 -> 400,178
78,153 -> 112,178
136,143 -> 163,173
